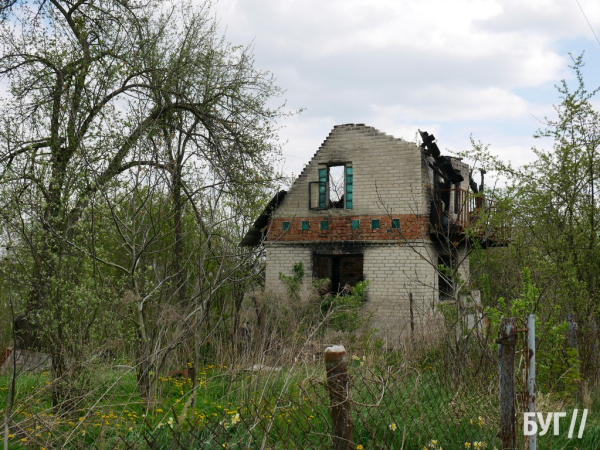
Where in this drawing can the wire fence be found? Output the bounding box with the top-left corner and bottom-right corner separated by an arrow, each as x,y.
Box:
117,339 -> 511,450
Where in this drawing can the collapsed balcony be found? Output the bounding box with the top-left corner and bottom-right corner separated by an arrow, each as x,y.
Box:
430,187 -> 509,247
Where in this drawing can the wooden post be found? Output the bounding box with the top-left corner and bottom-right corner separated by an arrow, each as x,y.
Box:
499,318 -> 517,450
324,345 -> 353,450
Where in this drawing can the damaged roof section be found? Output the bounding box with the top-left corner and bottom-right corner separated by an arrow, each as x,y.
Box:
419,130 -> 464,185
239,190 -> 287,247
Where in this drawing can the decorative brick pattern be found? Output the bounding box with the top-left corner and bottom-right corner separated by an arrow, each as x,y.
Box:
266,215 -> 428,242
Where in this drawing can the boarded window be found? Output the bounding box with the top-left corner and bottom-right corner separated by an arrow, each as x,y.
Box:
314,254 -> 364,294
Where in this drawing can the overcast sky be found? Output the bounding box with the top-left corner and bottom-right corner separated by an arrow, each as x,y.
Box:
211,0 -> 600,183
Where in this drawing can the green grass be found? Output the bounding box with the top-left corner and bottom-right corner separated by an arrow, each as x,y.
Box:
1,359 -> 598,449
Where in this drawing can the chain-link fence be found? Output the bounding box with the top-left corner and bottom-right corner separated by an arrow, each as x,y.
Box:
118,337 -> 509,450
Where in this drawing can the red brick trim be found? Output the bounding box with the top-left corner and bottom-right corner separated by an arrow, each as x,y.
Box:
266,215 -> 428,242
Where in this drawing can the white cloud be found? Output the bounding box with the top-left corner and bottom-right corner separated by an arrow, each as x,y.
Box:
208,0 -> 600,177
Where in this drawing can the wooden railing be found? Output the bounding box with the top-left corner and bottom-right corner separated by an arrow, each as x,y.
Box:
431,188 -> 509,244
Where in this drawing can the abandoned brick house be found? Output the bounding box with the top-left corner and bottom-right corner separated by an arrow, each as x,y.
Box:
241,124 -> 503,341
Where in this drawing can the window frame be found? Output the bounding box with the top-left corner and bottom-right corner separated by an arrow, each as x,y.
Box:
309,163 -> 353,210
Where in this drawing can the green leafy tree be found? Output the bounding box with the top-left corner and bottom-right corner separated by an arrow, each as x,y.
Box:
0,0 -> 287,405
466,54 -> 600,382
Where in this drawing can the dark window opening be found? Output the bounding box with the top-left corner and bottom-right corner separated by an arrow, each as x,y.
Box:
314,254 -> 364,294
453,186 -> 460,214
371,219 -> 380,229
351,219 -> 360,229
302,221 -> 310,230
391,218 -> 400,229
438,254 -> 455,301
320,220 -> 328,230
438,176 -> 451,214
283,221 -> 290,231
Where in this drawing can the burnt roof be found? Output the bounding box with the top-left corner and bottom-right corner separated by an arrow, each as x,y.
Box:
239,190 -> 287,247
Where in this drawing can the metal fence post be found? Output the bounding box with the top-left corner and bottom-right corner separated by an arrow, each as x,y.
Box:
568,314 -> 579,399
525,314 -> 536,450
324,345 -> 353,450
499,317 -> 517,450
568,314 -> 578,351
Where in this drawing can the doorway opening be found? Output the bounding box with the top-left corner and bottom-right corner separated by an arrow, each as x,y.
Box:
314,254 -> 364,294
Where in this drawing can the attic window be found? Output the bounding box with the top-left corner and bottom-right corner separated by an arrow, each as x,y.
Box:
328,165 -> 345,207
310,164 -> 353,210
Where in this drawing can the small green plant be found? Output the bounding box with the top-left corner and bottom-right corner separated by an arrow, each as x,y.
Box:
320,280 -> 369,332
483,268 -> 581,396
278,262 -> 305,301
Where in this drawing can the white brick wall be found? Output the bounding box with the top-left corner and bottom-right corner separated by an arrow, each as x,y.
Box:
275,124 -> 425,218
263,124 -> 473,345
363,243 -> 438,343
265,244 -> 313,293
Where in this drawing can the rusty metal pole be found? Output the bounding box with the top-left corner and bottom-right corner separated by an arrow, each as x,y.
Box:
499,318 -> 517,450
324,345 -> 353,450
525,314 -> 536,450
